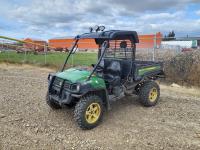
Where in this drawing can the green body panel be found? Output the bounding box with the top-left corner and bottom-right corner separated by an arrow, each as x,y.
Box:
56,68 -> 106,89
138,66 -> 161,76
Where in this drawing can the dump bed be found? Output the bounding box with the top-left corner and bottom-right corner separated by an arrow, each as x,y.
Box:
133,60 -> 164,81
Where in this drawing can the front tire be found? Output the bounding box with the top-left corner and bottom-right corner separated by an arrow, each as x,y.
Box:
74,95 -> 103,130
139,81 -> 160,107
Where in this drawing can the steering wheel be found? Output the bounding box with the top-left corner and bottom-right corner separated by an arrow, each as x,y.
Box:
96,65 -> 104,72
91,60 -> 104,72
91,64 -> 104,72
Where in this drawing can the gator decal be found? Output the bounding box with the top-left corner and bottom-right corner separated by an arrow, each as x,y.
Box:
138,66 -> 161,76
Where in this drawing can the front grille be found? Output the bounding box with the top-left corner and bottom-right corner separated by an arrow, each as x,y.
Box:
51,77 -> 72,97
53,77 -> 63,88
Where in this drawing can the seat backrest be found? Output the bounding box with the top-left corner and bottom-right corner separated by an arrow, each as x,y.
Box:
120,60 -> 132,79
104,59 -> 121,76
103,58 -> 134,79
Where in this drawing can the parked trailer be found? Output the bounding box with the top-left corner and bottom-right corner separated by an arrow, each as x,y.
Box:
161,40 -> 197,48
23,38 -> 48,52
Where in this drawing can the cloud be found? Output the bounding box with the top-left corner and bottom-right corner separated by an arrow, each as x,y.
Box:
139,12 -> 184,21
0,0 -> 199,39
196,10 -> 200,15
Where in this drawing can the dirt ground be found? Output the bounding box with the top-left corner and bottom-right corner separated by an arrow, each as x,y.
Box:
0,64 -> 200,150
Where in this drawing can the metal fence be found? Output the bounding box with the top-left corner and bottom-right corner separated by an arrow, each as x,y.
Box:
0,36 -> 199,66
136,36 -> 199,61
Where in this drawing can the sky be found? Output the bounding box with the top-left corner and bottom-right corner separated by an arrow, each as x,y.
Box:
0,0 -> 200,40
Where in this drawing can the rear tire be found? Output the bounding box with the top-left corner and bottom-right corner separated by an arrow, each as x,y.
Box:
74,95 -> 103,130
46,92 -> 61,109
139,81 -> 160,107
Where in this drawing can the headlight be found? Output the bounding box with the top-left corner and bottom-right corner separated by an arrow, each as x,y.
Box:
70,84 -> 80,92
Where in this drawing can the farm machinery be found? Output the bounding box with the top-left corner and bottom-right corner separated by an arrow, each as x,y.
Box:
46,26 -> 165,129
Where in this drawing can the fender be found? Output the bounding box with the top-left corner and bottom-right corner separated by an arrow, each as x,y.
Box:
72,88 -> 111,110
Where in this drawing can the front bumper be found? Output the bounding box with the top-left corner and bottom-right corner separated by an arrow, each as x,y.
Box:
48,76 -> 82,106
48,91 -> 72,105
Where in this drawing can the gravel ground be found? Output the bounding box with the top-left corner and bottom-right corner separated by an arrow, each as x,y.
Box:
0,64 -> 200,150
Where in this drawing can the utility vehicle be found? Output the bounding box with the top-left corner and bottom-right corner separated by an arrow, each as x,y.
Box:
46,26 -> 165,129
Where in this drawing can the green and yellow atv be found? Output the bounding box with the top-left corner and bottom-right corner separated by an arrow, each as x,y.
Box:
46,27 -> 165,129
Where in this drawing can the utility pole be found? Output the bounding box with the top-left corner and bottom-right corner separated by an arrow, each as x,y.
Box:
153,35 -> 157,61
44,44 -> 47,64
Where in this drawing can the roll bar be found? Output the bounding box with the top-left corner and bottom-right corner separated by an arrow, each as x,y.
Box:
61,39 -> 79,71
87,41 -> 108,80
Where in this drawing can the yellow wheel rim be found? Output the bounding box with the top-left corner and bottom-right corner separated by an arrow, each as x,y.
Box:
85,103 -> 101,124
149,87 -> 158,102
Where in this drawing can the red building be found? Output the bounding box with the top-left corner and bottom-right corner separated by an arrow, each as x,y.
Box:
48,37 -> 98,51
137,32 -> 162,49
48,32 -> 163,51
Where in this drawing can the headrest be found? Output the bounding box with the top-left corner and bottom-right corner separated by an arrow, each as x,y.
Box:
120,41 -> 127,48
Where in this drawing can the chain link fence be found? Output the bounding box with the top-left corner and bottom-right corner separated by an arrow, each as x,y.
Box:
0,36 -> 199,63
0,37 -> 97,68
0,36 -> 200,86
136,36 -> 199,61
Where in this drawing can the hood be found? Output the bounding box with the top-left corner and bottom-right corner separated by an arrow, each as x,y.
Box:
56,68 -> 91,83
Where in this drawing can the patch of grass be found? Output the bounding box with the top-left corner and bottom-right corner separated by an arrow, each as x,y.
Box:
0,51 -> 97,68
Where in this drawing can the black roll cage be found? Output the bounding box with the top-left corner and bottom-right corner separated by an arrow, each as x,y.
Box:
61,39 -> 79,72
61,30 -> 139,81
